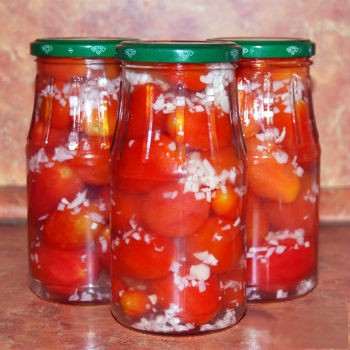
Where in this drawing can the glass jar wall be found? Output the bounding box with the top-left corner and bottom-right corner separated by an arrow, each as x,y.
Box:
27,38 -> 129,303
110,41 -> 247,334
219,38 -> 321,301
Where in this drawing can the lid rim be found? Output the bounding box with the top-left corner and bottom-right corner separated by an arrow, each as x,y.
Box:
115,41 -> 242,63
30,38 -> 137,58
209,37 -> 315,58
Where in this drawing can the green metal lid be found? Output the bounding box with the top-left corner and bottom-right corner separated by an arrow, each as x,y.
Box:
30,38 -> 136,58
210,38 -> 315,58
115,41 -> 242,63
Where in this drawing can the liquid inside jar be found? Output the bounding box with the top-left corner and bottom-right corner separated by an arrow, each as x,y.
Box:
110,62 -> 247,334
237,58 -> 320,301
27,57 -> 120,303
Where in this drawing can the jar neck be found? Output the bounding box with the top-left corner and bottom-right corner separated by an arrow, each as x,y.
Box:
237,57 -> 312,69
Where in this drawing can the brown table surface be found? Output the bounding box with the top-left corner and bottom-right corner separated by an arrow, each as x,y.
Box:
0,223 -> 348,350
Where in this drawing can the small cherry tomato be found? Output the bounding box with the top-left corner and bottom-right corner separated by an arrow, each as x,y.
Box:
119,290 -> 151,319
81,97 -> 118,137
27,121 -> 69,156
126,83 -> 166,139
167,105 -> 233,150
112,228 -> 174,279
112,136 -> 178,193
186,217 -> 243,274
202,146 -> 239,175
246,137 -> 301,203
151,264 -> 222,326
237,88 -> 262,138
247,238 -> 316,292
245,191 -> 269,248
111,278 -> 126,301
38,58 -> 88,81
211,185 -> 241,220
141,182 -> 210,237
265,171 -> 319,234
27,161 -> 84,219
70,137 -> 111,186
220,269 -> 246,309
273,100 -> 320,168
30,245 -> 101,296
95,225 -> 111,271
110,190 -> 142,231
163,65 -> 208,91
43,204 -> 104,249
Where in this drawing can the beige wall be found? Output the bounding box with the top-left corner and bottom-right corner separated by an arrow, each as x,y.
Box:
0,0 -> 349,188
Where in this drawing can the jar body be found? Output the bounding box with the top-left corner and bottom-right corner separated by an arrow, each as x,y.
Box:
110,62 -> 246,334
27,57 -> 120,303
237,58 -> 320,301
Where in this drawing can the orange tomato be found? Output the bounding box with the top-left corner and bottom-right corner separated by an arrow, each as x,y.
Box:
264,171 -> 319,234
211,185 -> 241,220
119,290 -> 151,319
246,137 -> 301,203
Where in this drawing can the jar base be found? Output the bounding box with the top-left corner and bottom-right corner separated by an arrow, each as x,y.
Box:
111,303 -> 246,335
29,276 -> 110,304
247,275 -> 317,302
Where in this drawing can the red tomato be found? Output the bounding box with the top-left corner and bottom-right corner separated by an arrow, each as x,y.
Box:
111,278 -> 126,301
211,185 -> 241,220
38,85 -> 71,130
167,105 -> 233,150
70,137 -> 111,186
186,217 -> 243,274
126,83 -> 166,139
81,97 -> 118,137
265,171 -> 319,234
164,66 -> 208,91
247,238 -> 316,292
30,245 -> 101,296
237,88 -> 262,139
202,146 -> 239,174
110,191 -> 142,231
43,205 -> 104,249
112,228 -> 174,279
141,182 -> 211,237
245,191 -> 269,248
246,137 -> 301,203
220,269 -> 246,309
151,264 -> 222,326
95,225 -> 110,271
38,58 -> 88,81
112,136 -> 180,193
27,161 -> 84,219
119,290 -> 151,319
273,100 -> 319,168
27,121 -> 69,156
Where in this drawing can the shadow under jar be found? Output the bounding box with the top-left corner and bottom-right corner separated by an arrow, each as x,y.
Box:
27,37 -> 132,304
110,41 -> 247,334
215,38 -> 321,301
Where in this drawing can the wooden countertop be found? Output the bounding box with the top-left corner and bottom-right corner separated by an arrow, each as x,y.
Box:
0,223 -> 349,349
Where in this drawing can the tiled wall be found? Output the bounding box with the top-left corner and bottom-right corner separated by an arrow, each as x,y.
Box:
0,0 -> 349,188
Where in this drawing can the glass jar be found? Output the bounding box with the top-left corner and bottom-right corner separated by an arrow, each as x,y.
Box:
221,38 -> 320,301
27,38 -> 130,303
110,41 -> 246,334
